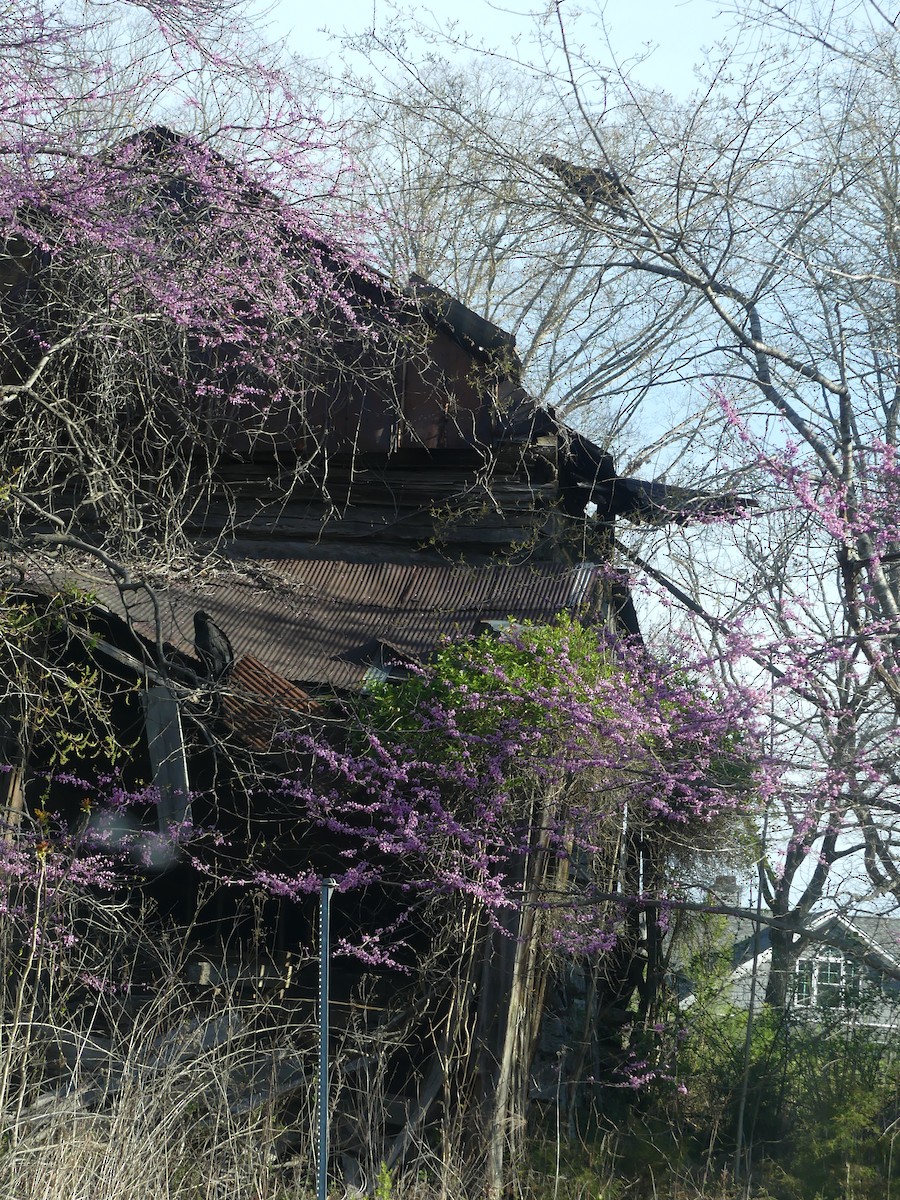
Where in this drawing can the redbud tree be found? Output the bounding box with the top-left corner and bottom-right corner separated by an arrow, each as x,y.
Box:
0,0 -> 398,572
337,0 -> 900,1007
287,617 -> 754,923
277,615 -> 756,1181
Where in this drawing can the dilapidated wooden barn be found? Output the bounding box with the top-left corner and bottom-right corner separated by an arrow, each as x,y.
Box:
0,127 -> 749,1187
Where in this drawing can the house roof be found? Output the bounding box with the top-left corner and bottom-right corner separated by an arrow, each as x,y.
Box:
80,556 -> 607,691
729,910 -> 900,977
677,908 -> 900,1012
794,912 -> 900,970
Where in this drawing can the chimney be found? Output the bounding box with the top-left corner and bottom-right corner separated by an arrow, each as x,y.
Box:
712,874 -> 739,906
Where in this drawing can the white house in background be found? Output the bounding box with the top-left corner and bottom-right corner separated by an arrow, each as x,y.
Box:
680,879 -> 900,1029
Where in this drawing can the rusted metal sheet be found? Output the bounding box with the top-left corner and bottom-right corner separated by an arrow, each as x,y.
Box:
220,655 -> 316,750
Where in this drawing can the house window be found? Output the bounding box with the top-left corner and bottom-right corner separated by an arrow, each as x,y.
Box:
795,959 -> 814,1007
794,955 -> 860,1010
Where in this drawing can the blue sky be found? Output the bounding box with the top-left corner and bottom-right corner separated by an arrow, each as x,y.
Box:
269,0 -> 729,98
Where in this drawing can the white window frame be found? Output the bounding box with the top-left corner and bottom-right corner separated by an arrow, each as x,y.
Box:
793,953 -> 860,1010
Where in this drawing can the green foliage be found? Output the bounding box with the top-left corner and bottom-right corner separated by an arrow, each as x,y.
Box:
374,1161 -> 393,1200
669,978 -> 900,1199
0,587 -> 130,767
681,913 -> 739,1011
525,1132 -> 627,1200
361,614 -> 615,750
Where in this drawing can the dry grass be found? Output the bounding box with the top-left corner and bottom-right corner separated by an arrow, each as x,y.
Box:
0,976 -> 320,1200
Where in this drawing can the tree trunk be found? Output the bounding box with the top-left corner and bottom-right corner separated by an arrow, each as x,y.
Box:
485,794 -> 567,1199
764,926 -> 796,1009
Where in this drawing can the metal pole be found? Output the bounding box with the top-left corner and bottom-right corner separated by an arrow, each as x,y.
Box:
318,878 -> 335,1200
735,658 -> 774,1192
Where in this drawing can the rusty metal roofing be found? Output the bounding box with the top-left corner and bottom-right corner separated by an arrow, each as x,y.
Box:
88,558 -> 606,691
220,655 -> 316,751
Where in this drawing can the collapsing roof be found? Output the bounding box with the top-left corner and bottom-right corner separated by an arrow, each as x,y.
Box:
84,557 -> 610,692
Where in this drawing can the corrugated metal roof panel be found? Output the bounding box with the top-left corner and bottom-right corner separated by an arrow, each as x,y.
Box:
87,558 -> 605,691
221,655 -> 316,751
229,655 -> 314,709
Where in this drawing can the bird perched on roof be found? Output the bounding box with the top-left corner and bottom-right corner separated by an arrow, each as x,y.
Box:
538,153 -> 633,216
193,610 -> 234,682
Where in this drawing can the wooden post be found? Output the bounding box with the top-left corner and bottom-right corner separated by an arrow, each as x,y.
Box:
142,685 -> 191,830
486,791 -> 566,1199
2,698 -> 30,843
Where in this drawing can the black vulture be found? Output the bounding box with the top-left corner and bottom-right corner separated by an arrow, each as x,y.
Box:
193,610 -> 234,681
538,153 -> 633,215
